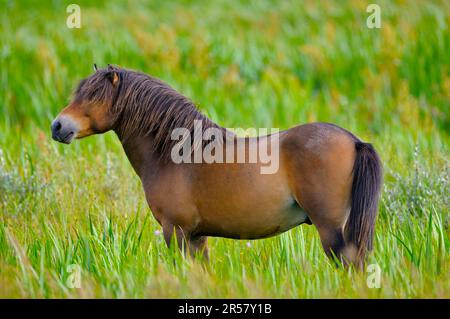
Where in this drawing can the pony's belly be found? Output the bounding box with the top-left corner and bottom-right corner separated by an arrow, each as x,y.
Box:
198,199 -> 309,239
251,202 -> 309,239
191,158 -> 309,239
276,202 -> 309,233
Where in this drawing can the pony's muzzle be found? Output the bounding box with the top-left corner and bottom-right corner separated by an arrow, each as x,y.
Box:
51,116 -> 79,144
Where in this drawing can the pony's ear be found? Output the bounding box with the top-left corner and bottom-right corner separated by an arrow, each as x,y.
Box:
105,65 -> 119,86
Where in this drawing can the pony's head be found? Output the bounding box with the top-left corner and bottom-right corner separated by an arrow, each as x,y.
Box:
51,64 -> 120,143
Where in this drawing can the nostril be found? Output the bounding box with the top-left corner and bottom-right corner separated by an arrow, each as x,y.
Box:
52,120 -> 62,132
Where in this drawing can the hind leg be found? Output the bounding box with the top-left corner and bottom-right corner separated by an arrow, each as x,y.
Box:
291,177 -> 356,266
315,223 -> 350,267
300,198 -> 358,267
283,122 -> 358,265
292,188 -> 352,265
293,191 -> 355,266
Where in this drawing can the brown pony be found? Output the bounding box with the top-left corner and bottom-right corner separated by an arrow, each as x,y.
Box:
52,65 -> 382,268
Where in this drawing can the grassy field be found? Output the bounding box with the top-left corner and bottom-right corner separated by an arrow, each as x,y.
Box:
0,0 -> 449,298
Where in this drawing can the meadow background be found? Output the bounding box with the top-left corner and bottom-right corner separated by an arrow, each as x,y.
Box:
0,0 -> 449,298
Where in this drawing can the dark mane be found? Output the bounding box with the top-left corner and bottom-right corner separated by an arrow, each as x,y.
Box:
75,67 -> 229,162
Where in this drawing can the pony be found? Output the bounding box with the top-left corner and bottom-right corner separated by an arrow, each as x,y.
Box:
52,64 -> 382,268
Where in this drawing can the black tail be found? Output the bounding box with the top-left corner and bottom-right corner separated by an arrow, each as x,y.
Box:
345,141 -> 382,267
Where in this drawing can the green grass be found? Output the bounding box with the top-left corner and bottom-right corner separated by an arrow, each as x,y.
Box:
0,0 -> 449,298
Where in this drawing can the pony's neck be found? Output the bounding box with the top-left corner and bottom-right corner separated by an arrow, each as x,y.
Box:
111,72 -> 226,163
115,131 -> 167,181
111,71 -> 229,176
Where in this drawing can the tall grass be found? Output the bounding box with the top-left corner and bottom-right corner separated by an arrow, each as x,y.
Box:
0,0 -> 449,298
